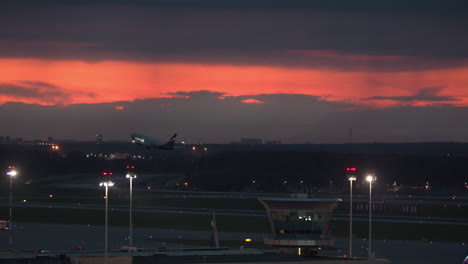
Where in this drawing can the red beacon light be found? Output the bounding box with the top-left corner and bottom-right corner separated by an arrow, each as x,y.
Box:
102,172 -> 113,176
8,166 -> 15,169
346,167 -> 357,171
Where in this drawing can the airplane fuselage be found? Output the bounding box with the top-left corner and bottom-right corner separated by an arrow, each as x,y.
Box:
130,132 -> 182,150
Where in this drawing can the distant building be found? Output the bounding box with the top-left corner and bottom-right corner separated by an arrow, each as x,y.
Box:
106,153 -> 131,160
97,134 -> 104,144
5,136 -> 10,141
240,138 -> 262,145
15,138 -> 23,142
0,136 -> 4,142
47,137 -> 54,142
265,140 -> 281,145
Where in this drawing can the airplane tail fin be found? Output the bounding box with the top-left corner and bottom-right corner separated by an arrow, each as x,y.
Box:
159,133 -> 177,149
210,210 -> 219,248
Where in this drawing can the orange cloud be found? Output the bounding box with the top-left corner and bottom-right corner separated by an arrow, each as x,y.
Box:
241,99 -> 264,104
0,58 -> 467,108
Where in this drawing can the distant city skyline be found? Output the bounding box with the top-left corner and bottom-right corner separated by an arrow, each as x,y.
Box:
1,1 -> 468,143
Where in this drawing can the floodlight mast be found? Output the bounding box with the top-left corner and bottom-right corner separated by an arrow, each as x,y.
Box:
7,167 -> 17,252
366,175 -> 376,259
100,177 -> 114,264
126,172 -> 137,247
348,175 -> 356,258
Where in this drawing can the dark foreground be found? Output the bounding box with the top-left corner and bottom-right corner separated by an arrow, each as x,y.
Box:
0,222 -> 465,264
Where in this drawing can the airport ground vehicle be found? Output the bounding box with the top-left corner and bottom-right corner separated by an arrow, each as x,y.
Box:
0,220 -> 6,230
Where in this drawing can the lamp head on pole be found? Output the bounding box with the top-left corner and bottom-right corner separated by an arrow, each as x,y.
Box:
126,173 -> 137,179
7,170 -> 17,177
348,176 -> 356,182
366,175 -> 376,182
99,181 -> 114,187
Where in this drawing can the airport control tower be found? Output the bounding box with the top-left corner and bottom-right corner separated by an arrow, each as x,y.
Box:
259,194 -> 342,256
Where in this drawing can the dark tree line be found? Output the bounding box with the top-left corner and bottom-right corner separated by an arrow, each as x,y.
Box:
1,146 -> 468,194
189,151 -> 468,194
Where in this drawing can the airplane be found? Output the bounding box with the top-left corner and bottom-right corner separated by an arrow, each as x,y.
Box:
462,249 -> 468,264
130,132 -> 185,150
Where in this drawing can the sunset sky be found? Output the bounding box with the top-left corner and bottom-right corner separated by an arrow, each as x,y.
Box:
1,0 -> 468,143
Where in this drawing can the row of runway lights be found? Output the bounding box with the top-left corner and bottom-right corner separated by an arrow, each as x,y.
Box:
86,146 -> 208,159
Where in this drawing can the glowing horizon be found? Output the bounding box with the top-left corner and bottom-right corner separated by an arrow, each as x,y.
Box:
1,58 -> 467,108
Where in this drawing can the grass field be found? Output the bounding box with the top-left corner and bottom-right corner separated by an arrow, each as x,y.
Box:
0,207 -> 270,233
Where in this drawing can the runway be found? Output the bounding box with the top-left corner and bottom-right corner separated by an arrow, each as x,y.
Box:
2,201 -> 467,226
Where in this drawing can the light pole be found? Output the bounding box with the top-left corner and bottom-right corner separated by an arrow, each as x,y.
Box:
100,179 -> 114,264
6,167 -> 17,252
366,175 -> 376,259
348,176 -> 356,258
126,172 -> 137,247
